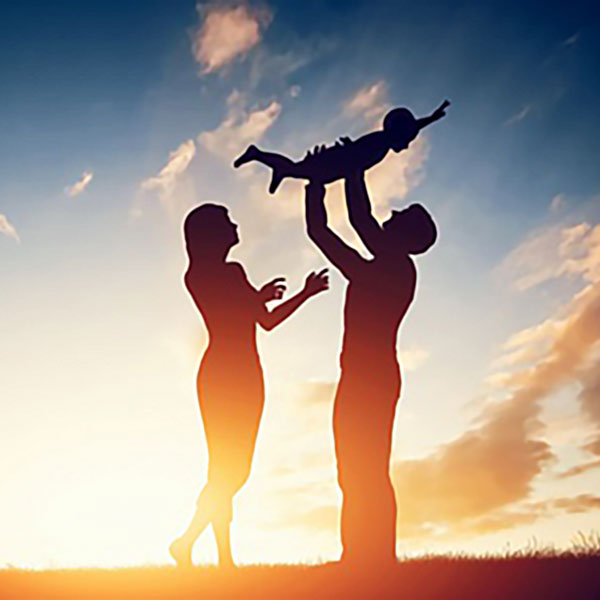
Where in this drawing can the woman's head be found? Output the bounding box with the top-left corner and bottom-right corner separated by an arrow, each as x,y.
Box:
382,204 -> 437,255
184,204 -> 239,262
383,107 -> 419,152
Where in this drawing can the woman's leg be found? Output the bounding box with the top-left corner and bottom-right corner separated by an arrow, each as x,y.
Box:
169,483 -> 215,567
212,511 -> 234,567
171,362 -> 264,568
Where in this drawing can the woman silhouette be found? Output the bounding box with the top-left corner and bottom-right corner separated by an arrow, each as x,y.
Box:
170,204 -> 328,568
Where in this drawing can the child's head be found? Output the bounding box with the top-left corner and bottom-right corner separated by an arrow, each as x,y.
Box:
383,204 -> 437,255
383,108 -> 419,152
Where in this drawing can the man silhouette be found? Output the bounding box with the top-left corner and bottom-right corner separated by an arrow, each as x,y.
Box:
304,171 -> 437,565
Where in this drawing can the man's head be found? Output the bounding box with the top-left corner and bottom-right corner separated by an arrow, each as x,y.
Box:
382,204 -> 437,255
383,108 -> 419,152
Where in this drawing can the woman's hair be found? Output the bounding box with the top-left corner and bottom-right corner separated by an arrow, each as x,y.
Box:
183,203 -> 230,261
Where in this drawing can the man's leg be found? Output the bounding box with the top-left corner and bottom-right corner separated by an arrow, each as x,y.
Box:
334,371 -> 399,565
334,373 -> 365,562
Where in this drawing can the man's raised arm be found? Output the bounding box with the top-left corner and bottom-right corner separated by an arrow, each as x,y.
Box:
345,171 -> 384,256
305,182 -> 364,280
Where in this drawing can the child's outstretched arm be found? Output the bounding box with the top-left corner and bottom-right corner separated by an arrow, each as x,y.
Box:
345,171 -> 384,256
416,100 -> 451,130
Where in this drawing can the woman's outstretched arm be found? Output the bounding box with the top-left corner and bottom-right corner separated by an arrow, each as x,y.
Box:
257,269 -> 328,331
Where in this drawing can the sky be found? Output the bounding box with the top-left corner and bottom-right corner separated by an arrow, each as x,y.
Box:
1,0 -> 600,568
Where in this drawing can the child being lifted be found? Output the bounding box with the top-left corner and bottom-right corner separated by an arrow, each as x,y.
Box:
233,100 -> 450,193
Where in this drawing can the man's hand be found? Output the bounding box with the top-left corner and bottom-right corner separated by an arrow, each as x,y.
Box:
259,277 -> 287,303
302,268 -> 329,297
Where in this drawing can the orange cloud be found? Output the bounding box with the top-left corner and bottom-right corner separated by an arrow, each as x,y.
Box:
392,401 -> 554,538
192,3 -> 272,74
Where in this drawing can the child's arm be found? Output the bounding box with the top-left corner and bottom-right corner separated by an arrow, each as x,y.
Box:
305,182 -> 366,279
416,100 -> 450,130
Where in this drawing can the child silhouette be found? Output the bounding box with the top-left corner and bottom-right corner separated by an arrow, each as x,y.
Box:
234,100 -> 449,193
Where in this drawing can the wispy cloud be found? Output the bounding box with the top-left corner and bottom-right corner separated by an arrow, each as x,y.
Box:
504,104 -> 531,127
496,221 -> 600,291
343,80 -> 389,122
141,140 -> 196,194
557,459 -> 600,479
65,171 -> 93,197
198,89 -> 281,160
549,193 -> 566,214
136,140 -> 197,218
561,32 -> 580,47
192,2 -> 272,74
0,213 -> 20,242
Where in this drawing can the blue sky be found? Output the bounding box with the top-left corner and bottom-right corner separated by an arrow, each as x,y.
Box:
1,0 -> 599,567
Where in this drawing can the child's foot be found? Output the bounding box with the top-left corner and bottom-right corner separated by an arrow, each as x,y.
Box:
233,144 -> 258,168
169,537 -> 193,568
268,170 -> 284,194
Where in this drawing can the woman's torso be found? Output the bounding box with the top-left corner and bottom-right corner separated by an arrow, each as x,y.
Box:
185,262 -> 263,371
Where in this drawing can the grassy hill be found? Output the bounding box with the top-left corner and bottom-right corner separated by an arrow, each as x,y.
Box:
3,553 -> 600,600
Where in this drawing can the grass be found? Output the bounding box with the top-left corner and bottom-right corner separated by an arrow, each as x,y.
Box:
2,538 -> 599,600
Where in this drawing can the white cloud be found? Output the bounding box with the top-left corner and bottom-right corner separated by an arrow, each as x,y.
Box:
192,3 -> 272,74
343,80 -> 389,122
0,214 -> 19,242
289,85 -> 301,98
198,90 -> 281,160
504,104 -> 531,127
65,171 -> 93,197
141,140 -> 196,194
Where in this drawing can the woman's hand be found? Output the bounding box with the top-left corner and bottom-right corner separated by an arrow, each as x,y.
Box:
303,268 -> 329,297
259,277 -> 287,303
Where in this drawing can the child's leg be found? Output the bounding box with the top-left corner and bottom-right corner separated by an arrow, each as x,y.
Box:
233,145 -> 296,194
234,145 -> 293,170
